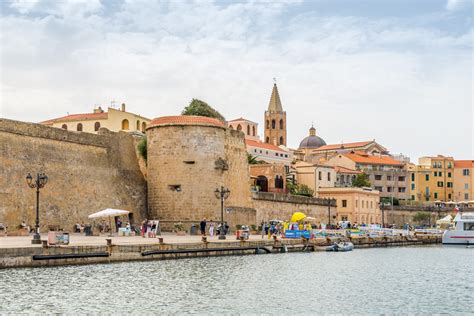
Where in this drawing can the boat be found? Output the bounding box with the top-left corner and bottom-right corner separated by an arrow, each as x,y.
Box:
442,212 -> 474,245
326,241 -> 354,252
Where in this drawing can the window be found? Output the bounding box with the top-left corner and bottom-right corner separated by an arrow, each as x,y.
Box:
448,193 -> 452,200
411,173 -> 415,181
437,162 -> 442,168
279,136 -> 284,145
142,122 -> 146,132
260,150 -> 262,153
77,123 -> 83,131
398,187 -> 406,192
247,125 -> 250,135
275,153 -> 278,156
229,125 -> 233,129
252,126 -> 256,136
375,186 -> 383,191
411,183 -> 415,190
439,172 -> 442,177
271,120 -> 276,129
411,195 -> 415,200
94,122 -> 101,131
465,183 -> 469,189
279,119 -> 284,130
237,124 -> 242,131
463,223 -> 474,231
398,176 -> 405,182
463,169 -> 470,176
327,172 -> 331,181
122,119 -> 129,130
318,171 -> 322,181
136,120 -> 140,130
433,162 -> 437,168
434,172 -> 438,177
375,175 -> 382,181
265,137 -> 269,143
434,192 -> 438,199
447,162 -> 452,168
387,176 -> 392,181
61,124 -> 67,130
437,181 -> 443,187
465,193 -> 469,200
448,172 -> 452,178
387,187 -> 393,192
342,200 -> 347,208
447,182 -> 453,188
266,120 -> 269,129
425,174 -> 430,181
285,154 -> 288,158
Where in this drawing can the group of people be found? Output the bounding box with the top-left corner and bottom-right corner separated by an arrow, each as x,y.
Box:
199,218 -> 229,237
261,221 -> 314,239
140,219 -> 158,238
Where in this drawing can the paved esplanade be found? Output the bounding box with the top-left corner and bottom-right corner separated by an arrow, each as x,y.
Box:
0,233 -> 269,249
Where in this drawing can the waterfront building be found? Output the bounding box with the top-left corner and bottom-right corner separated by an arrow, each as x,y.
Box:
304,140 -> 389,163
409,155 -> 455,202
228,118 -> 259,141
264,83 -> 287,146
293,161 -> 336,197
250,163 -> 287,193
41,103 -> 151,134
453,160 -> 474,202
334,166 -> 362,187
318,187 -> 381,224
324,151 -> 409,201
246,139 -> 293,165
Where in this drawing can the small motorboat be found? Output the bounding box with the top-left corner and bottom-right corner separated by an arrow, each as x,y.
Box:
442,212 -> 474,245
326,241 -> 354,252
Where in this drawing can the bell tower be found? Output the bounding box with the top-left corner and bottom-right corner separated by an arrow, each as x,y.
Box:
264,82 -> 287,146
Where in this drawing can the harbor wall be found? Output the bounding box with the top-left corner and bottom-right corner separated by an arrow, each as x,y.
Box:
0,119 -> 147,231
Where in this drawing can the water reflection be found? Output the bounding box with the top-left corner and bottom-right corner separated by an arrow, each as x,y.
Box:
0,246 -> 472,314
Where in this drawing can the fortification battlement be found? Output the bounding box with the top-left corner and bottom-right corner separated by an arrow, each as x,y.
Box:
252,192 -> 335,207
0,118 -> 142,148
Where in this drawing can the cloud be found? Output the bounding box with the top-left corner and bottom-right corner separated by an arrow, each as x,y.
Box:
446,0 -> 470,11
0,1 -> 472,160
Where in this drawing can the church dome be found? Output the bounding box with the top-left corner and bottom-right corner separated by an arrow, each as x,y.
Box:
299,126 -> 326,149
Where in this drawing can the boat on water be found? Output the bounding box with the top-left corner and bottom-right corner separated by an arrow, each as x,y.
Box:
442,212 -> 474,245
326,242 -> 354,252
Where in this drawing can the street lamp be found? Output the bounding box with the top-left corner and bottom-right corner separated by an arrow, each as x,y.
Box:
380,202 -> 385,228
214,186 -> 230,240
326,198 -> 334,228
26,172 -> 48,244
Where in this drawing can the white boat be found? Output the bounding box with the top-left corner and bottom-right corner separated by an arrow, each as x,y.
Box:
442,212 -> 474,245
326,242 -> 354,252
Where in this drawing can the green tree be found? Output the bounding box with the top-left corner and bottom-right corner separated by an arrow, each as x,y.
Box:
181,99 -> 225,122
287,182 -> 314,197
137,137 -> 147,162
413,211 -> 430,224
352,173 -> 371,188
247,153 -> 258,165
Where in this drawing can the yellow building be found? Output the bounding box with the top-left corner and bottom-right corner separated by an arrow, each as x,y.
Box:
453,160 -> 474,202
409,155 -> 455,202
41,103 -> 151,134
318,187 -> 381,224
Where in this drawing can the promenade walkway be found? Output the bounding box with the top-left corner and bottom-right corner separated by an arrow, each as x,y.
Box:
0,233 -> 268,249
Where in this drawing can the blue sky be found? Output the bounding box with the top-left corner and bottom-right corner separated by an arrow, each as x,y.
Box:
0,0 -> 472,160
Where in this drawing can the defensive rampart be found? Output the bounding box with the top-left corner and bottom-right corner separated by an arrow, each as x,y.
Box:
0,118 -> 147,231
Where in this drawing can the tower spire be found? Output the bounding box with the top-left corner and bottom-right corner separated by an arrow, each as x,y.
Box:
267,82 -> 283,112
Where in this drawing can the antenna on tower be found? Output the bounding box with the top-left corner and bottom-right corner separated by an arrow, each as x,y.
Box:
273,77 -> 277,84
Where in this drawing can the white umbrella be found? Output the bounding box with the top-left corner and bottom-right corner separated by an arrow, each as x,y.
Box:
89,209 -> 130,236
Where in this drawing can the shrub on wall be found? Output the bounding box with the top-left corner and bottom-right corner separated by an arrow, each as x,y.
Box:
137,137 -> 147,162
181,99 -> 225,122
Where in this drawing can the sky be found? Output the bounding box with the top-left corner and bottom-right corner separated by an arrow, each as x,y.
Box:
0,0 -> 472,161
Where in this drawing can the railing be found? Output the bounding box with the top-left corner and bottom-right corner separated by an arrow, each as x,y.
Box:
252,192 -> 335,206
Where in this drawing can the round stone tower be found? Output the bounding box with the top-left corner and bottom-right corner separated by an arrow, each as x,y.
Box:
146,115 -> 232,229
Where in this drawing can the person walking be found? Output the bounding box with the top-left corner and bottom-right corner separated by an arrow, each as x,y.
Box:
209,222 -> 214,237
200,218 -> 207,236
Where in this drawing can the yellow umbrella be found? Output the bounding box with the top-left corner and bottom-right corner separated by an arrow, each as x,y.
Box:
291,212 -> 307,223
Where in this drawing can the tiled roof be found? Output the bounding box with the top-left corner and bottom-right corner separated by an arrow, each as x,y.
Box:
148,115 -> 225,128
41,112 -> 108,125
313,141 -> 373,151
454,160 -> 474,168
344,152 -> 404,166
245,139 -> 286,153
334,166 -> 362,174
228,117 -> 257,124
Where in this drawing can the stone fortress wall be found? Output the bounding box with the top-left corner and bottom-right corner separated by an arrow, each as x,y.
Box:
0,118 -> 147,231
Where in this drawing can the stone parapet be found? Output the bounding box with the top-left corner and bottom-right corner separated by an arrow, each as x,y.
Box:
252,192 -> 334,207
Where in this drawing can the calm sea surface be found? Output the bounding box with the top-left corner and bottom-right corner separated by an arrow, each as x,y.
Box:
0,245 -> 472,315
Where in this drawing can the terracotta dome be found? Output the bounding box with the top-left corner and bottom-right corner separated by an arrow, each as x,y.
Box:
298,126 -> 326,149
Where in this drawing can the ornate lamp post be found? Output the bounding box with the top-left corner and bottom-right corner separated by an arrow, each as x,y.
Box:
380,202 -> 385,228
214,186 -> 230,240
26,172 -> 48,244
